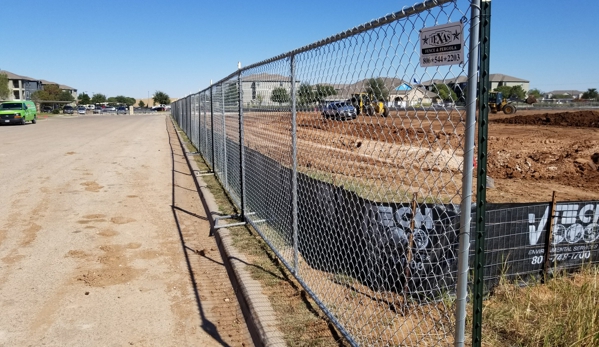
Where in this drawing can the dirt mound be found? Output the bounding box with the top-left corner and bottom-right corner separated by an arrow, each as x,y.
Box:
492,110 -> 599,127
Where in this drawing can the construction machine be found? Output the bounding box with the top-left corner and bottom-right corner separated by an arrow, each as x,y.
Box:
350,93 -> 389,117
488,92 -> 537,114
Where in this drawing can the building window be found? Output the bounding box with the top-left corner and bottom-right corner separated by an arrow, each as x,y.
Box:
13,91 -> 20,99
13,80 -> 19,88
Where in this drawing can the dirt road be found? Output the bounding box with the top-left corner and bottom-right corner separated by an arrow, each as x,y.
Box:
0,114 -> 251,346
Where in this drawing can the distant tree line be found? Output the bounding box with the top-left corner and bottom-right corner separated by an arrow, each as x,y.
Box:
525,87 -> 597,100
78,93 -> 138,107
81,91 -> 170,107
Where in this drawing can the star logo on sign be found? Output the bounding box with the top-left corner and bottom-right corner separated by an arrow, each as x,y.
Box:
452,30 -> 460,40
423,36 -> 429,44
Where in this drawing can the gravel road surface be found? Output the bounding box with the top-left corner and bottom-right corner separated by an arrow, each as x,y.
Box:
0,114 -> 252,346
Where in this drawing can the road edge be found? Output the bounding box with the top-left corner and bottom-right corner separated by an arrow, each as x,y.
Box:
169,116 -> 286,347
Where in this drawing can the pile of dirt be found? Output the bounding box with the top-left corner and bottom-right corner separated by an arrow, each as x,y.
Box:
492,110 -> 599,127
487,138 -> 599,181
486,111 -> 599,192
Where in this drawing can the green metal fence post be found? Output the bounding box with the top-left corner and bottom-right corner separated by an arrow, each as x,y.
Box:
472,1 -> 492,346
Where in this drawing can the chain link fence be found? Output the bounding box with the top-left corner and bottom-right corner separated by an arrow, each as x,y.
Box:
172,1 -> 482,345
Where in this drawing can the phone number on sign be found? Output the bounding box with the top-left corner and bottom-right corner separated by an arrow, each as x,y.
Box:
422,53 -> 461,64
530,251 -> 591,265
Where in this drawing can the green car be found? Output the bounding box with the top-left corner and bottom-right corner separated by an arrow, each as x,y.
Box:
0,100 -> 38,125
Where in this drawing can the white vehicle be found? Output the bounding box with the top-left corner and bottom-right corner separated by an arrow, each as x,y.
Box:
87,104 -> 95,110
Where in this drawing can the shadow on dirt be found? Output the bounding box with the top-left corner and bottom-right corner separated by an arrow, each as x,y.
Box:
166,118 -> 236,347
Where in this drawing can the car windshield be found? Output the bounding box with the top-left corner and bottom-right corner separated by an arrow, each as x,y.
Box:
335,103 -> 348,108
0,103 -> 23,110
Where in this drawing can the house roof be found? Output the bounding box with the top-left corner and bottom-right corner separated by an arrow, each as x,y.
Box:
40,79 -> 76,91
391,86 -> 438,98
241,73 -> 292,82
421,73 -> 529,85
489,73 -> 528,83
0,69 -> 39,81
2,70 -> 74,91
547,90 -> 583,95
421,75 -> 469,85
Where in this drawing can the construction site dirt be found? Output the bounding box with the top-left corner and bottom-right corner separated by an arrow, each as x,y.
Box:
233,108 -> 599,204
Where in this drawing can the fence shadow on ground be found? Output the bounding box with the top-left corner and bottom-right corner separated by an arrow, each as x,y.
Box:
166,118 -> 236,347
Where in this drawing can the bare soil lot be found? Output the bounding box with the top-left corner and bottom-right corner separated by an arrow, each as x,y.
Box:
239,108 -> 599,203
487,109 -> 599,202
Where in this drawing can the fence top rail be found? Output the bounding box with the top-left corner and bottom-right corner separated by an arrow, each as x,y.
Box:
187,0 -> 455,96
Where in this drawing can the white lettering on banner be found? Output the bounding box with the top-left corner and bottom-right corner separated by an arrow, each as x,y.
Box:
529,207 -> 549,246
394,207 -> 433,230
529,204 -> 599,246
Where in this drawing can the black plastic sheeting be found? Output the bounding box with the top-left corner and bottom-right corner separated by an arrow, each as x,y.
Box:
238,142 -> 599,299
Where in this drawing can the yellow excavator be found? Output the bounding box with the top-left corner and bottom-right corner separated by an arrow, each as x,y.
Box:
350,93 -> 389,117
488,92 -> 537,114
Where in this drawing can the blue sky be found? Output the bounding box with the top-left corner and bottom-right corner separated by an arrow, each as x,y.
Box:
4,0 -> 598,99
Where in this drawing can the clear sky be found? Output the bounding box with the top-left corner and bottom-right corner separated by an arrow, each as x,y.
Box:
4,0 -> 598,100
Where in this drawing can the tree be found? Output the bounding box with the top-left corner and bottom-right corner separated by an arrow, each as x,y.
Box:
106,97 -> 118,106
495,85 -> 526,100
365,78 -> 389,101
224,83 -> 239,103
270,87 -> 290,105
255,94 -> 264,106
0,73 -> 10,100
59,90 -> 75,102
138,100 -> 145,108
315,84 -> 336,102
298,83 -> 315,106
582,88 -> 598,100
78,92 -> 91,105
153,91 -> 170,105
126,97 -> 136,106
509,85 -> 526,100
432,84 -> 457,101
528,88 -> 543,99
31,84 -> 72,102
111,95 -> 137,106
91,93 -> 107,104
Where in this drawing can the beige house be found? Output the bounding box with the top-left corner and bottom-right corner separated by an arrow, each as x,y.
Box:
545,90 -> 584,99
388,82 -> 438,106
241,73 -> 294,106
488,73 -> 529,92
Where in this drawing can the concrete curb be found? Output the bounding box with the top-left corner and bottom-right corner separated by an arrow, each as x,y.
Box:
170,118 -> 286,347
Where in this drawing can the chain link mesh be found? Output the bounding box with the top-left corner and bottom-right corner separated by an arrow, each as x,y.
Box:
172,1 -> 479,345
